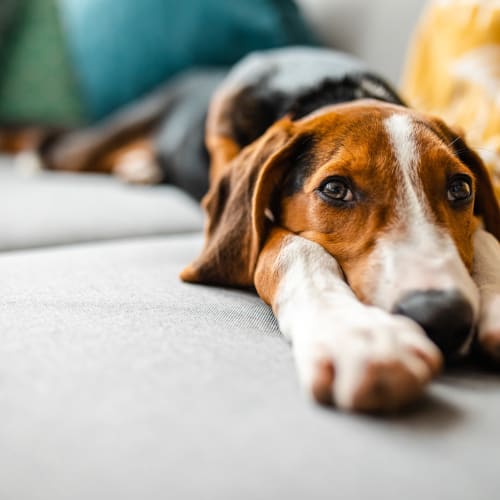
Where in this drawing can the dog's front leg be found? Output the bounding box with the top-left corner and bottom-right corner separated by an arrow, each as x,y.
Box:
255,228 -> 442,412
473,229 -> 500,362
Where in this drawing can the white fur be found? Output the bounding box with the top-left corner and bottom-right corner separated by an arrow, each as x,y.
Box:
375,114 -> 480,345
113,150 -> 162,185
472,229 -> 500,354
275,235 -> 441,410
14,151 -> 44,175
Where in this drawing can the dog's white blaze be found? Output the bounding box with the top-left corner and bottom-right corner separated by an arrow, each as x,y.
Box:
378,114 -> 479,327
384,114 -> 432,235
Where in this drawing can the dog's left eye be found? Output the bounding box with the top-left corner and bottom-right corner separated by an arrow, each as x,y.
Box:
447,176 -> 472,203
319,178 -> 354,202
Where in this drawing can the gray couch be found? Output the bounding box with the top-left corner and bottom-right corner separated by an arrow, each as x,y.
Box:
2,2 -> 500,499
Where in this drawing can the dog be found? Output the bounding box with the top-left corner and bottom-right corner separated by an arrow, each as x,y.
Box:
179,47 -> 500,412
5,47 -> 500,412
0,70 -> 226,200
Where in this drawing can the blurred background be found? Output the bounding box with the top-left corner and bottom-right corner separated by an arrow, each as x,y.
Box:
3,0 -> 498,192
0,0 -> 423,127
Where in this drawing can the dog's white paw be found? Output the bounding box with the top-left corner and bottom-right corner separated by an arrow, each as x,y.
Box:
292,307 -> 442,412
113,150 -> 163,185
478,293 -> 500,362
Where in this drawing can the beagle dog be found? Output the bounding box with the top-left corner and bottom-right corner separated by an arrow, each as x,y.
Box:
180,47 -> 500,412
4,47 -> 499,412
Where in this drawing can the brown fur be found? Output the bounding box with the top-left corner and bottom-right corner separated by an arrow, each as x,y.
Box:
182,100 -> 500,308
0,126 -> 65,155
181,117 -> 303,287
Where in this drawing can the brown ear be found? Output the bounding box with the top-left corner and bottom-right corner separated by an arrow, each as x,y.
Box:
180,117 -> 301,287
432,118 -> 500,240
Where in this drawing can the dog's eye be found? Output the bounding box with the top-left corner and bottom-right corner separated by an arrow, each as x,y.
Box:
447,176 -> 472,203
320,179 -> 354,202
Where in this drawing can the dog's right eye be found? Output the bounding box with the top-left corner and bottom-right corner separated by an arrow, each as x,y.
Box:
447,175 -> 473,204
318,177 -> 354,203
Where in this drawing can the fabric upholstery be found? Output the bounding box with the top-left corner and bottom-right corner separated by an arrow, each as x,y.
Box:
0,234 -> 499,499
0,157 -> 203,251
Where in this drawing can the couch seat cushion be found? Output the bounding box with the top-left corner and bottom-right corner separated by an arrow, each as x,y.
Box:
0,157 -> 203,251
0,234 -> 499,499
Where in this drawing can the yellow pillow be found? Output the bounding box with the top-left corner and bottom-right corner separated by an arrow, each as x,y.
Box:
402,0 -> 500,198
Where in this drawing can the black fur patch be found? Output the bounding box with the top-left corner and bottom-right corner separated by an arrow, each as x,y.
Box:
227,72 -> 404,150
287,73 -> 404,120
280,133 -> 317,197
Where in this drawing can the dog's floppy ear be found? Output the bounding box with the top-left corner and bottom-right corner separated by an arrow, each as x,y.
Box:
181,117 -> 301,287
433,118 -> 500,240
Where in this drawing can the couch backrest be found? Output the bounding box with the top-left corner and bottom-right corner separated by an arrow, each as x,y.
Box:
297,0 -> 426,86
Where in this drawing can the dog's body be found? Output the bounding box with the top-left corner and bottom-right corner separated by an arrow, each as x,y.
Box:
5,47 -> 500,412
0,69 -> 227,199
181,47 -> 500,411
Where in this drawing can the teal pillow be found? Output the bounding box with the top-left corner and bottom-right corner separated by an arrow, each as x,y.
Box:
0,0 -> 20,49
58,0 -> 317,119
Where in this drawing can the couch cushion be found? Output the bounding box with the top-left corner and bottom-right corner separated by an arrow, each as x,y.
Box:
0,234 -> 499,499
296,0 -> 425,84
0,157 -> 203,251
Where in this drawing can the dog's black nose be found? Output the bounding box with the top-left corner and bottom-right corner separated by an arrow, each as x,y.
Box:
393,290 -> 474,356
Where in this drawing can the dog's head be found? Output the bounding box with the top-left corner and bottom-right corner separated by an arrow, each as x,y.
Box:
182,100 -> 500,357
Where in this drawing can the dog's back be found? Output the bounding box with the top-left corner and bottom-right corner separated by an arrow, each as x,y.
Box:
205,46 -> 403,179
